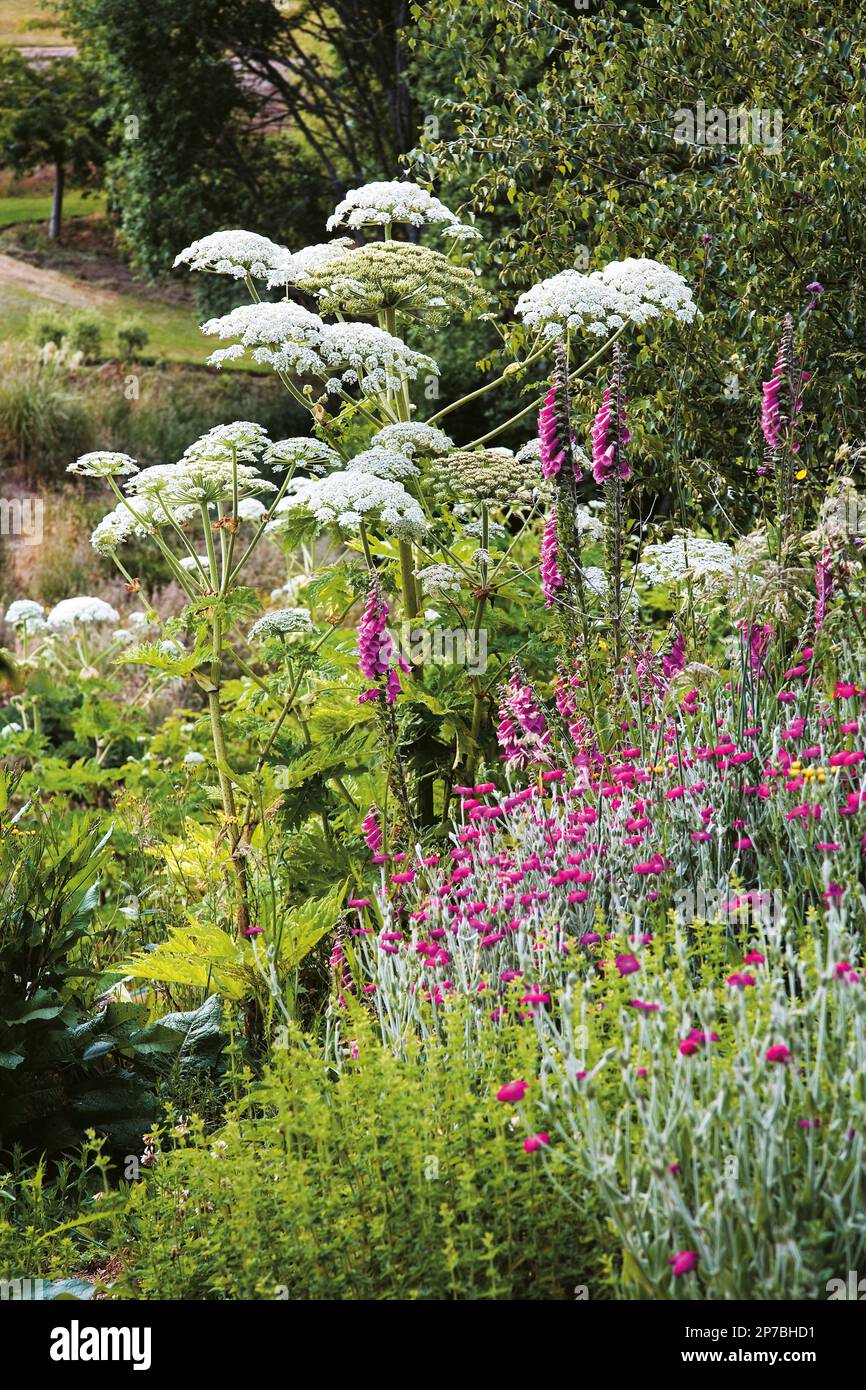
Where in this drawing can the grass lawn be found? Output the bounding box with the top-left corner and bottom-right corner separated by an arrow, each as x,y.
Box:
0,0 -> 67,45
0,191 -> 106,228
0,275 -> 215,366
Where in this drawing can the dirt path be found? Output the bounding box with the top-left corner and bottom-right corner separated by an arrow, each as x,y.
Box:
0,251 -> 121,308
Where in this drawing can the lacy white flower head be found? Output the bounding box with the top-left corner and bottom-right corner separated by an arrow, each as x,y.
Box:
264,437 -> 341,476
3,599 -> 46,629
248,607 -> 314,641
515,268 -> 628,339
575,505 -> 604,544
47,596 -> 120,630
415,563 -> 462,594
301,241 -> 485,325
581,566 -> 609,598
158,639 -> 186,657
236,497 -> 267,522
429,448 -> 542,509
371,422 -> 454,457
266,238 -> 355,289
178,554 -> 211,572
515,257 -> 695,338
68,450 -> 139,479
181,421 -> 271,468
285,470 -> 427,540
596,258 -> 696,327
639,535 -> 733,586
327,180 -> 464,232
128,611 -> 157,629
346,446 -> 419,481
125,464 -> 179,500
318,322 -> 437,397
174,230 -> 289,281
442,222 -> 482,244
200,301 -> 327,374
183,750 -> 206,765
91,505 -> 138,556
167,452 -> 276,507
816,476 -> 865,544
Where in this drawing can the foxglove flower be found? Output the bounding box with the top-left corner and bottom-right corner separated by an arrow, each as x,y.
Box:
540,511 -> 564,606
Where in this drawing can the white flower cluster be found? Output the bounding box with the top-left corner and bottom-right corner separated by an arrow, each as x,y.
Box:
91,505 -> 138,556
174,230 -> 289,281
516,268 -> 628,339
201,303 -> 437,396
346,447 -> 418,480
327,180 -> 471,234
248,608 -> 313,641
318,322 -> 437,397
276,471 -> 426,540
597,258 -> 697,327
575,505 -> 605,544
371,422 -> 454,457
265,437 -> 341,476
639,536 -> 734,585
2,599 -> 47,630
68,451 -> 139,478
415,563 -> 462,594
47,596 -> 120,629
201,301 -> 326,373
515,257 -> 695,338
182,421 -> 271,465
266,238 -> 355,289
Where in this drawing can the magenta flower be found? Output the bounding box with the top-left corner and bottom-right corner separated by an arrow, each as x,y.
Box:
669,1250 -> 699,1277
540,510 -> 564,607
523,1132 -> 550,1153
357,584 -> 391,681
591,383 -> 631,485
496,1079 -> 528,1103
615,953 -> 640,977
766,1044 -> 791,1064
361,805 -> 383,855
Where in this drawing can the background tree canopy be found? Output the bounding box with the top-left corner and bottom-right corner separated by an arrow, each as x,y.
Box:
407,0 -> 866,526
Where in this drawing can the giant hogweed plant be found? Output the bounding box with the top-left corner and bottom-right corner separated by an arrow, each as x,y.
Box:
71,180 -> 697,931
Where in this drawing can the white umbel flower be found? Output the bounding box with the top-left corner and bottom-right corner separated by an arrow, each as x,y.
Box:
515,257 -> 695,338
248,608 -> 314,641
236,498 -> 268,521
515,268 -> 628,339
597,258 -> 696,327
174,230 -> 289,281
346,447 -> 419,480
318,322 -> 437,397
3,599 -> 46,628
182,421 -> 271,465
68,451 -> 139,478
183,750 -> 206,765
415,563 -> 461,593
47,596 -> 120,629
200,301 -> 327,374
264,438 -> 341,476
281,470 -> 427,540
266,238 -> 355,288
327,180 -> 462,231
371,422 -> 454,457
639,536 -> 733,584
91,505 -> 138,555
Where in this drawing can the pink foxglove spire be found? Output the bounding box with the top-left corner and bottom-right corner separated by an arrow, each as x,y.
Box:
540,511 -> 564,607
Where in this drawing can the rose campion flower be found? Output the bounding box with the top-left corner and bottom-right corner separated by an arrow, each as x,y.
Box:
615,953 -> 640,977
669,1250 -> 699,1277
766,1044 -> 791,1064
497,1079 -> 528,1103
523,1133 -> 550,1153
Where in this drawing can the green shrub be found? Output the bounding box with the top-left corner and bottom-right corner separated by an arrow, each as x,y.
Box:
65,313 -> 102,363
116,323 -> 150,359
108,1010 -> 610,1300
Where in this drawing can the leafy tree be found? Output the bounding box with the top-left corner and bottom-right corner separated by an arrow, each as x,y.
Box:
0,48 -> 104,240
408,0 -> 866,525
63,0 -> 418,277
